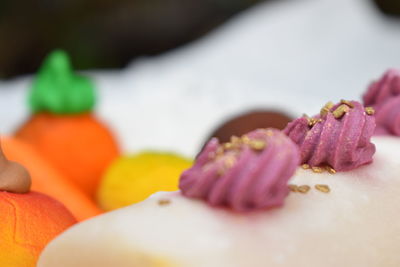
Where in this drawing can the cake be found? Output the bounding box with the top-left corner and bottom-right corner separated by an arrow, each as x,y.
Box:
37,137 -> 400,266
37,71 -> 400,267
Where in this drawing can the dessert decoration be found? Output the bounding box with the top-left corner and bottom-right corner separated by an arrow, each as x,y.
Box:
97,151 -> 192,211
29,50 -> 95,114
0,138 -> 76,267
180,128 -> 300,211
37,136 -> 400,267
205,110 -> 292,144
284,100 -> 376,171
14,50 -> 120,198
0,139 -> 31,193
2,136 -> 102,221
363,69 -> 400,135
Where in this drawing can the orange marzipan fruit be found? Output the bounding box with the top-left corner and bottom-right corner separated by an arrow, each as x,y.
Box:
0,191 -> 76,266
14,112 -> 120,198
1,136 -> 103,221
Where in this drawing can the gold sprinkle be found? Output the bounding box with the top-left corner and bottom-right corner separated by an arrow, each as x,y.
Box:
307,117 -> 322,127
312,166 -> 324,173
241,135 -> 250,144
301,164 -> 310,169
249,140 -> 266,151
264,129 -> 274,137
340,99 -> 354,108
308,117 -> 318,126
230,136 -> 241,145
332,104 -> 350,119
288,184 -> 298,192
158,199 -> 171,206
223,142 -> 233,150
320,101 -> 334,116
325,166 -> 336,174
315,184 -> 330,193
297,185 -> 311,193
320,108 -> 330,117
365,107 -> 375,115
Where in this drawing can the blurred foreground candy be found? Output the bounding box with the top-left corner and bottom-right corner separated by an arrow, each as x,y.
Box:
0,137 -> 76,266
97,152 -> 192,211
2,136 -> 102,221
15,50 -> 120,198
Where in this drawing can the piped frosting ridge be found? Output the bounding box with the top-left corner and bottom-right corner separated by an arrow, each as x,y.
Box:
284,100 -> 376,171
363,69 -> 400,135
179,129 -> 300,212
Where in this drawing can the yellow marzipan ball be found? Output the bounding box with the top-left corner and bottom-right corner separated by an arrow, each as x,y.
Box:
97,152 -> 192,211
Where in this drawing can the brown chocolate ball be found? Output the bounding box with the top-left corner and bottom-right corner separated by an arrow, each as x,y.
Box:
200,110 -> 293,152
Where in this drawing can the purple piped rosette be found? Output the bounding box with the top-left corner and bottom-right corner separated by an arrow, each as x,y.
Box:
179,129 -> 300,212
284,101 -> 376,172
363,69 -> 400,135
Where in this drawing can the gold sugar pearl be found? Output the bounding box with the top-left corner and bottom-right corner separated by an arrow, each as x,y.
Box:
320,108 -> 330,117
315,184 -> 330,193
249,140 -> 266,151
325,166 -> 336,174
223,142 -> 233,150
311,166 -> 324,173
158,199 -> 171,206
241,135 -> 250,144
320,101 -> 334,116
220,136 -> 243,151
301,164 -> 310,169
288,184 -> 298,192
308,117 -> 318,127
230,136 -> 241,145
264,129 -> 274,137
340,99 -> 355,108
308,117 -> 323,127
365,107 -> 375,115
303,164 -> 335,174
288,184 -> 310,194
297,185 -> 311,194
332,104 -> 350,119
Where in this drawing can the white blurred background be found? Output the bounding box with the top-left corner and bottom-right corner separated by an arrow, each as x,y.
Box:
1,0 -> 400,156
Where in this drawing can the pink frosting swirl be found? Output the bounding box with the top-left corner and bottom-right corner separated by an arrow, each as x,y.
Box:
363,69 -> 400,135
179,129 -> 300,212
283,101 -> 376,171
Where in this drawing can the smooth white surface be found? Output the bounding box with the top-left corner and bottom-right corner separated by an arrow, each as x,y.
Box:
38,137 -> 400,267
1,0 -> 400,157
